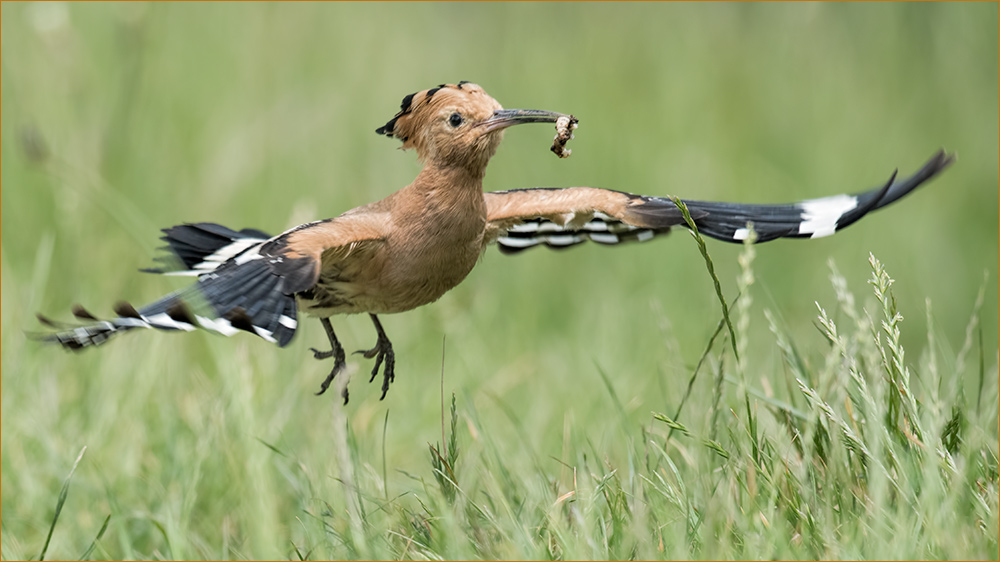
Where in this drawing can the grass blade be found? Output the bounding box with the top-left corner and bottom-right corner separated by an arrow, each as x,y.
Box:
77,513 -> 110,561
38,446 -> 87,561
666,293 -> 741,443
669,196 -> 739,363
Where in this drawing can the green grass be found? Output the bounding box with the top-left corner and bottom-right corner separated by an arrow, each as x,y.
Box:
2,3 -> 998,560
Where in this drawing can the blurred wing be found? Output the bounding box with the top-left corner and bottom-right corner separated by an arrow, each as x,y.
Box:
485,150 -> 953,253
41,215 -> 387,350
143,222 -> 272,276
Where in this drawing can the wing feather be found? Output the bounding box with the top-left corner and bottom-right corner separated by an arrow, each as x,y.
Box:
42,214 -> 388,350
260,214 -> 388,295
484,187 -> 687,254
484,151 -> 952,253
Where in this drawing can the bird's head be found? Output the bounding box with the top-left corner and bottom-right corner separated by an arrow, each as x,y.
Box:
376,82 -> 572,173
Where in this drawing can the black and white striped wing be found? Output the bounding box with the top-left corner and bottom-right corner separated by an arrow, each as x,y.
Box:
39,215 -> 386,351
492,210 -> 671,254
39,222 -> 301,349
677,150 -> 953,243
483,186 -> 688,254
485,150 -> 953,253
143,222 -> 272,277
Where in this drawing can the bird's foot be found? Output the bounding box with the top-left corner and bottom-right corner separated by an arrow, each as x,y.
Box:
312,344 -> 349,404
355,336 -> 395,400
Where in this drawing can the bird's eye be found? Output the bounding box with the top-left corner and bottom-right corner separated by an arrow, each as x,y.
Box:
448,113 -> 463,128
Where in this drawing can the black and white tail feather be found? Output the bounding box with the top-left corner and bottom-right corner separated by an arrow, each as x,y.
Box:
38,223 -> 299,350
495,150 -> 952,253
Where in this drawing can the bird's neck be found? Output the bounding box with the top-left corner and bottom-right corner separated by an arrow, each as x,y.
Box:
412,162 -> 486,195
393,163 -> 487,230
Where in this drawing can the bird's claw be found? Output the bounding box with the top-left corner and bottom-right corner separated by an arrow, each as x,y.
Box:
312,337 -> 348,403
355,339 -> 395,400
310,346 -> 337,360
315,359 -> 349,404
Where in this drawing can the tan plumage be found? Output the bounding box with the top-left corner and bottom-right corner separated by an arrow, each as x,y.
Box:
484,187 -> 638,242
39,82 -> 953,403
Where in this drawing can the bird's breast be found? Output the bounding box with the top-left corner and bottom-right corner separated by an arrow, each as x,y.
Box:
378,205 -> 486,307
299,190 -> 487,317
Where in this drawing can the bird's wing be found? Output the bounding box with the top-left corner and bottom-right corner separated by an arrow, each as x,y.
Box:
143,222 -> 273,276
485,150 -> 953,254
483,186 -> 690,253
41,214 -> 388,350
143,213 -> 388,295
258,214 -> 388,295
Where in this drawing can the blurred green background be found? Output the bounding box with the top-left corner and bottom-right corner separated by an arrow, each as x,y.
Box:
2,2 -> 997,559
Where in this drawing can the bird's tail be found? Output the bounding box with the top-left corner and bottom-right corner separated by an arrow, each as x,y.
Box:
37,224 -> 299,350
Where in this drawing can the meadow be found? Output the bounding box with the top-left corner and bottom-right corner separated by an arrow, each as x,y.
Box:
2,3 -> 998,559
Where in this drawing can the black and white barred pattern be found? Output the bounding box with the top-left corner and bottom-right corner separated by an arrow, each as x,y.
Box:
41,223 -> 299,350
496,150 -> 952,253
497,211 -> 664,254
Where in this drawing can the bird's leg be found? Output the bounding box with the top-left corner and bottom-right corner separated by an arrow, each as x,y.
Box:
355,313 -> 396,400
312,317 -> 349,403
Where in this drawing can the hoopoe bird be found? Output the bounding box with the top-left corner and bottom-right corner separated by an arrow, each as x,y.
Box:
39,82 -> 953,403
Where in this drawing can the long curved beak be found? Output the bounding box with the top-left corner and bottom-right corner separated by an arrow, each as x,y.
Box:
481,109 -> 576,133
